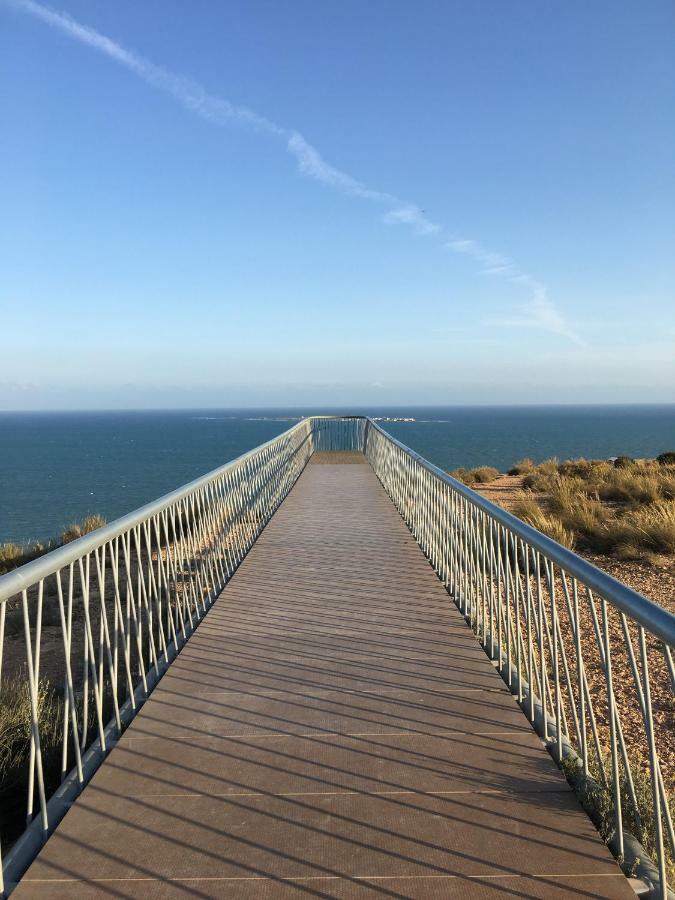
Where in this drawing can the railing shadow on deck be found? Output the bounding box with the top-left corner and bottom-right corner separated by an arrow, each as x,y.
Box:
0,415 -> 673,897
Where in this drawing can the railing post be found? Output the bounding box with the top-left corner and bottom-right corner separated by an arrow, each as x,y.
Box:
361,417 -> 675,893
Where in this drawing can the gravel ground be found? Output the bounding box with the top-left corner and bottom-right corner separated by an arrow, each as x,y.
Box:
476,473 -> 675,614
475,474 -> 674,792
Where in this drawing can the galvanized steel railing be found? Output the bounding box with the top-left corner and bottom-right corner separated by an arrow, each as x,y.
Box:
1,414 -> 673,896
364,419 -> 675,898
0,416 -> 367,891
312,415 -> 367,451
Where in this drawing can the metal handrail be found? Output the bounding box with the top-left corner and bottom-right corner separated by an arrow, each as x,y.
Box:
1,414 -> 673,896
0,415 -> 340,893
366,419 -> 675,646
364,417 -> 674,898
0,422 -> 309,603
0,414 -> 367,603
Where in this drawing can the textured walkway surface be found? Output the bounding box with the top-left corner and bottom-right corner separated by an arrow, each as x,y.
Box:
15,456 -> 634,898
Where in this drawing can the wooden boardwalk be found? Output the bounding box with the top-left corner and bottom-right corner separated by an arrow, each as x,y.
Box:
15,455 -> 634,898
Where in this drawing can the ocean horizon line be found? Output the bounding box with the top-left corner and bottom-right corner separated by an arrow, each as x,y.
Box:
2,401 -> 675,416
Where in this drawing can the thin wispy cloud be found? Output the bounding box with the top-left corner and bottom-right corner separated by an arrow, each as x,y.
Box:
447,238 -> 583,344
493,280 -> 584,345
447,239 -> 516,275
10,0 -> 283,136
8,0 -> 579,343
383,205 -> 441,235
286,131 -> 395,203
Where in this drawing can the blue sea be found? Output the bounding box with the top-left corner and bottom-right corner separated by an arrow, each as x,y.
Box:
1,406 -> 674,545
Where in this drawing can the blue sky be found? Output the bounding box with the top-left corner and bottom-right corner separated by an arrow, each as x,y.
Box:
1,0 -> 674,409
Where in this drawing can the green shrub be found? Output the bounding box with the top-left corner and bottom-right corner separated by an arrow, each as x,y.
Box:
613,456 -> 634,469
657,451 -> 675,466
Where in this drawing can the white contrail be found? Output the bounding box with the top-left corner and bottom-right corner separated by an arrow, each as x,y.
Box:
11,0 -> 283,135
383,205 -> 441,236
447,238 -> 583,344
9,0 -> 402,204
8,0 -> 581,343
286,131 -> 395,203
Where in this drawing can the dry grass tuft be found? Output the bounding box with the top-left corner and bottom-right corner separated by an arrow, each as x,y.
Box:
0,515 -> 107,575
0,543 -> 27,572
563,751 -> 675,885
510,455 -> 675,560
449,465 -> 500,485
60,514 -> 106,545
0,676 -> 65,846
511,496 -> 576,549
508,458 -> 536,475
0,541 -> 49,577
0,677 -> 63,780
0,675 -> 118,847
471,465 -> 500,483
610,501 -> 675,556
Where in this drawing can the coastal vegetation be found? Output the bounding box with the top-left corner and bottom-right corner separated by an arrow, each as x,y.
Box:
0,515 -> 106,576
0,454 -> 672,879
452,453 -> 675,562
449,464 -> 500,485
508,455 -> 675,559
0,513 -> 110,844
0,677 -> 64,846
0,676 -> 115,848
460,453 -> 675,884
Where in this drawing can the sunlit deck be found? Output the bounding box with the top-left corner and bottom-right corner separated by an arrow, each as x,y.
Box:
13,454 -> 633,898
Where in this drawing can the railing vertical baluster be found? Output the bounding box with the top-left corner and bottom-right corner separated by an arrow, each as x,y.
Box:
1,416 -> 674,894
21,589 -> 48,836
638,626 -> 667,899
601,596 -> 624,859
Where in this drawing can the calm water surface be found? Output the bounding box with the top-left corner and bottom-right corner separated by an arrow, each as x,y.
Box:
1,406 -> 674,544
